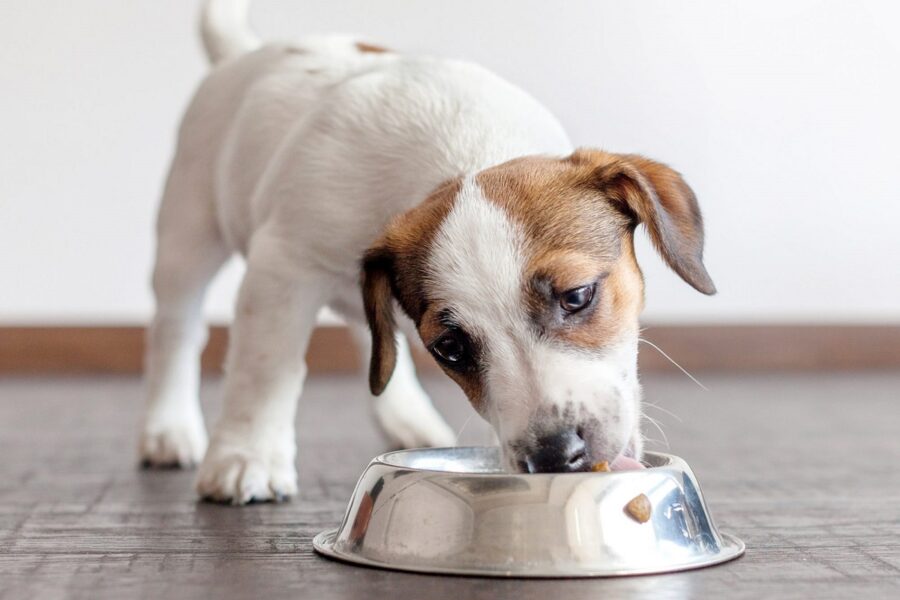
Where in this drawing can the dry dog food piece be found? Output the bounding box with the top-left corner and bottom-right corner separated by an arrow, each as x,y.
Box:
625,494 -> 652,523
591,461 -> 610,472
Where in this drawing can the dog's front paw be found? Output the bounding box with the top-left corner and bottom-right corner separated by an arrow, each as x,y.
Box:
195,427 -> 297,504
139,409 -> 208,468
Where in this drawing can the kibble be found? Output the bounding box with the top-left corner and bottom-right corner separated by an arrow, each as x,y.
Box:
625,493 -> 652,523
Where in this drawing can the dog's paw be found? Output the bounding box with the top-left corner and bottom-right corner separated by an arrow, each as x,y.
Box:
373,393 -> 456,449
139,411 -> 208,468
195,428 -> 297,504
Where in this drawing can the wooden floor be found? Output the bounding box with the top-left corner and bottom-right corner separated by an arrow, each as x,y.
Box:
0,371 -> 898,599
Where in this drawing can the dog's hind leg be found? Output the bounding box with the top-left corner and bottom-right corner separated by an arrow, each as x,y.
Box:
348,324 -> 456,449
140,161 -> 230,468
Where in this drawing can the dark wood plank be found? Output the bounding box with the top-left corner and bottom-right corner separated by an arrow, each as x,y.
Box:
2,324 -> 900,375
0,372 -> 898,599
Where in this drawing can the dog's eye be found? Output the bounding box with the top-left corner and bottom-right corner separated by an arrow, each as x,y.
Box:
431,331 -> 467,365
560,284 -> 595,313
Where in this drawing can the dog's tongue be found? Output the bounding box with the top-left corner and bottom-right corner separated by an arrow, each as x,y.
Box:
610,455 -> 646,471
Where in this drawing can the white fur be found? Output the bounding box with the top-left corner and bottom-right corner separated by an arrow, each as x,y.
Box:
200,0 -> 261,64
140,1 -> 572,502
426,177 -> 528,348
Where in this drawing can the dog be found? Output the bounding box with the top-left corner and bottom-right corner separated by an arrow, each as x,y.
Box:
140,0 -> 715,504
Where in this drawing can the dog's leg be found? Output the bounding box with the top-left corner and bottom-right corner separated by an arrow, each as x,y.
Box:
140,167 -> 229,468
349,325 -> 455,449
196,237 -> 332,504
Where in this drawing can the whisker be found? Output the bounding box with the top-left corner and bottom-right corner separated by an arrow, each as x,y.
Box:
637,430 -> 665,449
454,413 -> 476,446
641,401 -> 683,423
641,412 -> 670,449
638,337 -> 709,391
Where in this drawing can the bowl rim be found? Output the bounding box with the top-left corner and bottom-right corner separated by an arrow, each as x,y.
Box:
372,446 -> 685,476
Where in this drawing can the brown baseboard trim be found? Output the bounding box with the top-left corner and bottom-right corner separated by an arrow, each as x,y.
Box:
636,325 -> 900,371
0,325 -> 897,375
0,326 -> 361,375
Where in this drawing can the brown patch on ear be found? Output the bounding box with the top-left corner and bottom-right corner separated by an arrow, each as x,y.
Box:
355,42 -> 390,54
572,149 -> 716,295
361,248 -> 397,396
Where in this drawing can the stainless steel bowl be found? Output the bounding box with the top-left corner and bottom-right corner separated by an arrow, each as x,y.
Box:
313,447 -> 744,577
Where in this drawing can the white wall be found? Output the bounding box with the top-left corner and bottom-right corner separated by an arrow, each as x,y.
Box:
1,0 -> 898,325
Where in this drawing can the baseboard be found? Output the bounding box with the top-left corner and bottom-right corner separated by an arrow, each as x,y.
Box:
0,325 -> 898,375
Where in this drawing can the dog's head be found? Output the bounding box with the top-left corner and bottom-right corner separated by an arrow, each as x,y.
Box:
362,150 -> 714,472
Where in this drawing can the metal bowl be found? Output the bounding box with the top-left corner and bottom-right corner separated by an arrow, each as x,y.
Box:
313,447 -> 744,577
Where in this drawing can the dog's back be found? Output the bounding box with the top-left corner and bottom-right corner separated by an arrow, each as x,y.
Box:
179,41 -> 384,252
178,0 -> 572,257
183,2 -> 400,252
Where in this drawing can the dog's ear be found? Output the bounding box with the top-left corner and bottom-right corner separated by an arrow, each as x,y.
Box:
582,150 -> 716,295
361,246 -> 398,395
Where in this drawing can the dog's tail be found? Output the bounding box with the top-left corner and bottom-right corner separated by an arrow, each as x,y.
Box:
199,0 -> 262,65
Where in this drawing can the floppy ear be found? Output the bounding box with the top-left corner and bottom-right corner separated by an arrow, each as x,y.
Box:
361,247 -> 398,395
587,151 -> 716,295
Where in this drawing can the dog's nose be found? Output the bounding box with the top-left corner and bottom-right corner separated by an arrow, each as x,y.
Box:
523,428 -> 590,473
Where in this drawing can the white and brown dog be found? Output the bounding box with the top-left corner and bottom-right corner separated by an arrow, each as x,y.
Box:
140,0 -> 715,503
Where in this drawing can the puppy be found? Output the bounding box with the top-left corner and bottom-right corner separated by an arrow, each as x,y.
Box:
140,0 -> 715,503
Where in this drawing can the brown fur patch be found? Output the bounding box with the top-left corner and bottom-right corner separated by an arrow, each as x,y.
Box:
476,156 -> 643,352
527,251 -> 605,295
355,42 -> 390,54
